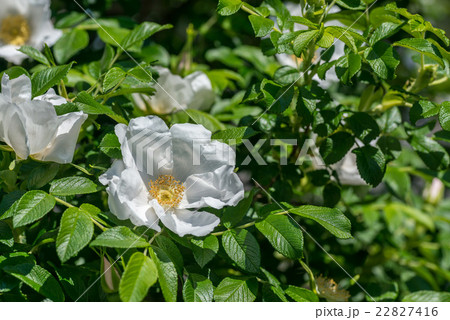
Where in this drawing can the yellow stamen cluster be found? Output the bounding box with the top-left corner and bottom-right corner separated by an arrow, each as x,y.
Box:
0,15 -> 31,46
316,276 -> 350,302
149,175 -> 185,208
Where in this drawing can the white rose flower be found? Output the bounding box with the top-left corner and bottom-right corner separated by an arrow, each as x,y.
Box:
132,66 -> 215,114
0,74 -> 87,163
99,116 -> 244,237
0,0 -> 62,64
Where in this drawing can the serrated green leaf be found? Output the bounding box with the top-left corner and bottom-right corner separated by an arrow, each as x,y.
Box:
103,67 -> 127,92
50,176 -> 97,196
353,145 -> 386,186
182,274 -> 214,302
394,38 -> 444,67
217,0 -> 243,16
90,226 -> 149,248
155,236 -> 183,275
18,46 -> 50,66
11,191 -> 55,228
56,207 -> 94,263
0,221 -> 13,247
75,91 -> 128,124
191,235 -> 219,268
149,246 -> 178,302
320,132 -> 354,165
439,101 -> 450,131
248,15 -> 274,37
410,100 -> 440,125
31,63 -> 73,97
293,30 -> 320,57
402,291 -> 450,302
289,205 -> 352,239
99,133 -> 122,158
212,126 -> 257,145
121,22 -> 172,50
364,41 -> 400,80
119,252 -> 158,302
222,229 -> 261,273
335,53 -> 361,84
256,215 -> 303,259
410,134 -> 450,170
285,285 -> 319,302
214,278 -> 257,302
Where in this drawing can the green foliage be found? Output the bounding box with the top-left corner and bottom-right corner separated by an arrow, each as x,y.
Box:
1,0 -> 449,303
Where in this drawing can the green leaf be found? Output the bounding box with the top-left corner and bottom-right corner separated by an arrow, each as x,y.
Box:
326,26 -> 365,53
26,163 -> 60,189
31,63 -> 73,97
293,30 -> 320,57
178,109 -> 226,132
217,0 -> 243,16
191,235 -> 219,268
90,226 -> 149,248
353,145 -> 386,186
369,22 -> 403,46
439,101 -> 450,131
155,236 -> 184,275
99,133 -> 122,158
289,205 -> 352,239
335,53 -> 361,84
54,29 -> 89,64
182,274 -> 214,302
273,66 -> 300,85
56,207 -> 94,263
0,221 -> 13,247
248,15 -> 274,37
410,100 -> 440,125
103,67 -> 127,92
11,191 -> 55,228
214,278 -> 257,302
222,229 -> 261,273
18,46 -> 50,66
256,215 -> 303,259
3,263 -> 64,301
394,38 -> 444,67
75,91 -> 128,124
121,22 -> 172,50
212,126 -> 257,145
285,285 -> 319,302
364,41 -> 400,80
320,132 -> 354,165
410,134 -> 450,170
149,246 -> 178,302
402,291 -> 450,302
119,252 -> 158,302
50,176 -> 97,196
347,112 -> 380,144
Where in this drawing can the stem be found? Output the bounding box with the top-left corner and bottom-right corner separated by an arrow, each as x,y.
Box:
241,3 -> 282,33
60,80 -> 69,100
299,259 -> 318,294
149,229 -> 163,244
54,197 -> 106,231
318,0 -> 337,25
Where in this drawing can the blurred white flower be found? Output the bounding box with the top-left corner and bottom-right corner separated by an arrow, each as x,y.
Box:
0,0 -> 62,64
423,178 -> 444,205
0,74 -> 87,163
100,116 -> 244,237
132,66 -> 215,114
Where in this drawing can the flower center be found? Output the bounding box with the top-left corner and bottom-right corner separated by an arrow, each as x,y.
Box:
0,15 -> 31,46
149,175 -> 185,208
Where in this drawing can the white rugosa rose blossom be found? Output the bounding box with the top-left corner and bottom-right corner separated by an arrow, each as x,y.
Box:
100,116 -> 245,237
133,66 -> 215,114
0,74 -> 88,163
0,0 -> 62,64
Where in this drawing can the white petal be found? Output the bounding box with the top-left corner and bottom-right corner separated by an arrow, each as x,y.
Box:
1,74 -> 32,104
149,67 -> 192,114
99,160 -> 161,231
171,124 -> 236,181
34,88 -> 66,106
0,97 -> 29,159
115,116 -> 173,178
0,45 -> 26,65
153,202 -> 219,237
27,0 -> 62,48
185,71 -> 215,110
18,100 -> 58,154
33,112 -> 87,164
182,165 -> 244,210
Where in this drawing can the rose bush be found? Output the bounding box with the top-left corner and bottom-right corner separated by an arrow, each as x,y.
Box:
0,0 -> 450,302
